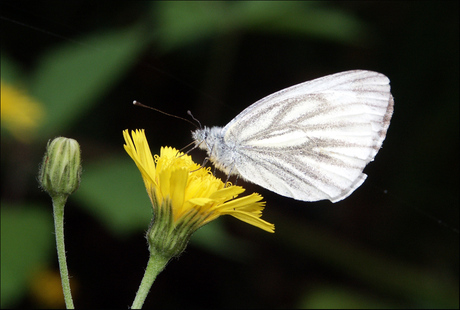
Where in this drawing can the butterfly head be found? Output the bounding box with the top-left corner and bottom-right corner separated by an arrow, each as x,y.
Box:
192,126 -> 223,151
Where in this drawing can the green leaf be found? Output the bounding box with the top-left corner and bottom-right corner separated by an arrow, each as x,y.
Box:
298,285 -> 393,308
191,220 -> 254,262
73,156 -> 152,237
29,25 -> 147,138
153,2 -> 368,52
0,204 -> 54,308
236,2 -> 369,43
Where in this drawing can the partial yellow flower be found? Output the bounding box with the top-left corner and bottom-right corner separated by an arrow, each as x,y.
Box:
1,81 -> 45,142
123,129 -> 274,258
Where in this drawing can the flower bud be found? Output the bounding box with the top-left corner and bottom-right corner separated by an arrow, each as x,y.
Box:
39,137 -> 81,197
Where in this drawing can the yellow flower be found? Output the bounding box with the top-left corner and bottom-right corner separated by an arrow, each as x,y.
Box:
123,129 -> 274,258
1,81 -> 45,142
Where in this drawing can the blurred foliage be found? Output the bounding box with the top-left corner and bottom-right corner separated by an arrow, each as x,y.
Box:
29,26 -> 147,138
1,1 -> 458,309
152,2 -> 369,51
1,204 -> 53,306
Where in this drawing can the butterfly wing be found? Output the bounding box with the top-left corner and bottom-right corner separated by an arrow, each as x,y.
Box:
222,70 -> 394,202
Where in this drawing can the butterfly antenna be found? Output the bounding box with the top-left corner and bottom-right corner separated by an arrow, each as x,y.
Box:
187,110 -> 202,129
178,140 -> 197,153
133,100 -> 198,128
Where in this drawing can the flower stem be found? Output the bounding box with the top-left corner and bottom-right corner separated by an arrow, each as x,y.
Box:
131,253 -> 170,309
52,194 -> 75,309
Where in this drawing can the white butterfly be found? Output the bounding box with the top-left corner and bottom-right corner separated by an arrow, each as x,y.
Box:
192,70 -> 394,203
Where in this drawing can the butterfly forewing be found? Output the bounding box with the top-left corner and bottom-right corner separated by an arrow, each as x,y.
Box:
193,70 -> 394,202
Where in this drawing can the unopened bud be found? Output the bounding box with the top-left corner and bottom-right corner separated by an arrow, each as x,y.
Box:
39,137 -> 81,197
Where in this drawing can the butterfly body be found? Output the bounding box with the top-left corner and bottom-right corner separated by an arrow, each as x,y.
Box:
192,126 -> 237,175
192,70 -> 394,203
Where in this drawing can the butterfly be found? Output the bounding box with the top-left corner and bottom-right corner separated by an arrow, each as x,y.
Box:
192,70 -> 394,202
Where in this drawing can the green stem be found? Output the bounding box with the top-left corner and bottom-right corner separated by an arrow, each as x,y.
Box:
131,253 -> 170,309
52,194 -> 75,309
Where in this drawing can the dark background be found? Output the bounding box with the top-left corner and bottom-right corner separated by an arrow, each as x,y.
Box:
1,1 -> 458,308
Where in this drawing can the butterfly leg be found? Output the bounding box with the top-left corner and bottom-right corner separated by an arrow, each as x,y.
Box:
223,165 -> 239,187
